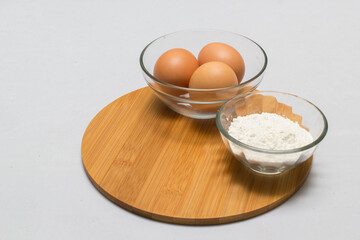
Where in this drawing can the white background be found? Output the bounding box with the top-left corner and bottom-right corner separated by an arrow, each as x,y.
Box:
1,0 -> 359,239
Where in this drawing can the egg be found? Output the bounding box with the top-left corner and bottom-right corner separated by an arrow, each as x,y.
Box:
198,42 -> 245,83
189,61 -> 238,112
154,48 -> 199,88
189,61 -> 238,89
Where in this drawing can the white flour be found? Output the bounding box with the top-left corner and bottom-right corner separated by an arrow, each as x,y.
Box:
228,113 -> 314,167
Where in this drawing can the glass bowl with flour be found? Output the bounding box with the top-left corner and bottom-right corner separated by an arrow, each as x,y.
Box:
216,91 -> 328,174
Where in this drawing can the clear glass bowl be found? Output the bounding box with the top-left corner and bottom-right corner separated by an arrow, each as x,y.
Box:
140,29 -> 267,119
216,91 -> 328,174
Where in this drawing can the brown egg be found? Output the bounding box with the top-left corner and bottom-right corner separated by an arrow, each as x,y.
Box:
198,42 -> 245,83
189,61 -> 238,89
189,61 -> 238,112
154,48 -> 199,88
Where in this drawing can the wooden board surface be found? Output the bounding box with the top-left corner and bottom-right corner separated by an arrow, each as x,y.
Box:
81,87 -> 312,225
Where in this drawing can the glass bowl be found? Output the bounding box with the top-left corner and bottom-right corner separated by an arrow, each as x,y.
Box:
140,29 -> 267,119
216,91 -> 328,174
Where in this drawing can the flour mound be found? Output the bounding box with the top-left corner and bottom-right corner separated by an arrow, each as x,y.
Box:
229,113 -> 313,150
227,113 -> 315,167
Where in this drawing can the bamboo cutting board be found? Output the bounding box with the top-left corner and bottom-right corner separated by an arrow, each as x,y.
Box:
81,87 -> 312,225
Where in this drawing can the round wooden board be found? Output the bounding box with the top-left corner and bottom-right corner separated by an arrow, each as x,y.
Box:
81,87 -> 312,225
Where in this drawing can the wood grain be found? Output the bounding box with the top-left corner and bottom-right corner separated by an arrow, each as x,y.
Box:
81,87 -> 312,225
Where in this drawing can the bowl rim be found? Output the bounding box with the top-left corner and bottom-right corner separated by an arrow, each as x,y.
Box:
216,90 -> 329,154
139,29 -> 268,92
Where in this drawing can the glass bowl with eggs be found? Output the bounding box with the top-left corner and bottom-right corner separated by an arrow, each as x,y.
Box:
216,91 -> 328,174
140,30 -> 267,119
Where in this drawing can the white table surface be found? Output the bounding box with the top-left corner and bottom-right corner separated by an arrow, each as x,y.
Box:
1,0 -> 359,239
